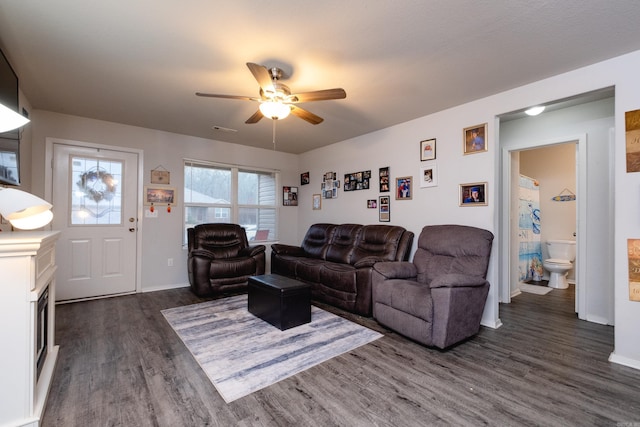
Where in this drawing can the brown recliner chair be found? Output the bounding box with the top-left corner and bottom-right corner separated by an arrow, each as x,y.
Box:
187,223 -> 266,297
372,224 -> 494,349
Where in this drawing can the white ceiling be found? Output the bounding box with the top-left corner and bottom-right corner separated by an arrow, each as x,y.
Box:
1,1 -> 640,154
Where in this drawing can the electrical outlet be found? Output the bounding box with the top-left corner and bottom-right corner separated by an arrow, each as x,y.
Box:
167,258 -> 173,267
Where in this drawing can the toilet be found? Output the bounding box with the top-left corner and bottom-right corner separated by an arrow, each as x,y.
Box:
543,239 -> 576,289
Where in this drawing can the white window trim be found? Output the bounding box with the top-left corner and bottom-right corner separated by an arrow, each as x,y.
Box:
183,158 -> 280,244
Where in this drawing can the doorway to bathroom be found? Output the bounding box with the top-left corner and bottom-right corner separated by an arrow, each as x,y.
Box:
514,142 -> 577,293
498,88 -> 615,325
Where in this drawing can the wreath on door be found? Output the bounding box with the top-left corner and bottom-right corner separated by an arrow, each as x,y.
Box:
76,168 -> 117,203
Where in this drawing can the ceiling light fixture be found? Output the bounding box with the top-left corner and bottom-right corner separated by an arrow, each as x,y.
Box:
525,106 -> 545,116
0,103 -> 30,132
259,101 -> 291,120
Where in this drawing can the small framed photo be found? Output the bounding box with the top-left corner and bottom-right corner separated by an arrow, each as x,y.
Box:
301,172 -> 310,185
144,186 -> 176,205
367,199 -> 377,209
463,123 -> 488,155
420,138 -> 436,161
379,167 -> 390,192
395,176 -> 413,200
150,169 -> 170,184
379,196 -> 390,222
312,194 -> 322,210
420,163 -> 438,188
283,186 -> 298,206
460,182 -> 488,206
321,171 -> 338,199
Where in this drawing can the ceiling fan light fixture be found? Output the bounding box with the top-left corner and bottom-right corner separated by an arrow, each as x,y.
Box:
197,63 -> 345,125
259,101 -> 291,120
525,105 -> 545,116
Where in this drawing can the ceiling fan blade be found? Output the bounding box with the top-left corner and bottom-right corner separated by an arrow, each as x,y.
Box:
195,92 -> 259,101
290,88 -> 346,103
245,109 -> 264,124
246,62 -> 275,94
290,105 -> 324,125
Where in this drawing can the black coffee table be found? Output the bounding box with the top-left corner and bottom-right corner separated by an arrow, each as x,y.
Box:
248,274 -> 311,331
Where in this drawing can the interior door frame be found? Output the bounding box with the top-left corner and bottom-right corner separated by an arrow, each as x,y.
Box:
45,137 -> 144,295
498,133 -> 587,319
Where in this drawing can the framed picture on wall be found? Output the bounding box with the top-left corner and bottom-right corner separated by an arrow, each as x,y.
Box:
312,194 -> 321,210
420,162 -> 438,188
420,138 -> 436,161
460,182 -> 488,206
144,186 -> 176,205
301,172 -> 310,185
463,123 -> 488,154
283,186 -> 298,206
150,169 -> 170,184
322,171 -> 339,199
379,196 -> 390,222
379,167 -> 390,192
395,176 -> 412,200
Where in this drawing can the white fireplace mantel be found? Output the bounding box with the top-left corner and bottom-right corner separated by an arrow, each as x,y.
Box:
0,230 -> 60,427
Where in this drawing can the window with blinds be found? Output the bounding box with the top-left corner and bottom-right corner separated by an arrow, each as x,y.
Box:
184,160 -> 278,243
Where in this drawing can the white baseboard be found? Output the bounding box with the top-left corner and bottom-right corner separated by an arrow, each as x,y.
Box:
609,352 -> 640,371
481,318 -> 503,329
585,314 -> 611,325
142,282 -> 190,293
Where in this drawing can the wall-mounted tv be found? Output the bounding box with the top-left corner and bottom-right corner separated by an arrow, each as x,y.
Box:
0,48 -> 19,140
0,48 -> 21,186
0,137 -> 19,186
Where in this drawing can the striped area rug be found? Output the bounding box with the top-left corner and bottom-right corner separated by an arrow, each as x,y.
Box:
162,294 -> 382,403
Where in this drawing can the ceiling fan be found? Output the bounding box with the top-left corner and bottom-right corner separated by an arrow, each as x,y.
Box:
196,62 -> 346,125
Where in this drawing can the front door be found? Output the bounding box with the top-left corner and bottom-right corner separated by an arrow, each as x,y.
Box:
52,143 -> 139,301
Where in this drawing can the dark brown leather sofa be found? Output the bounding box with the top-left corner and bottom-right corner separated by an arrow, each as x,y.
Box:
187,223 -> 266,297
271,223 -> 414,316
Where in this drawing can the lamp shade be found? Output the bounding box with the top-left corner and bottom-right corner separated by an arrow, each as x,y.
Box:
8,209 -> 53,230
259,101 -> 291,120
0,188 -> 54,230
0,103 -> 30,133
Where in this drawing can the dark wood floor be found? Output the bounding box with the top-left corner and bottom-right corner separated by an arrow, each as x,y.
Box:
43,285 -> 640,426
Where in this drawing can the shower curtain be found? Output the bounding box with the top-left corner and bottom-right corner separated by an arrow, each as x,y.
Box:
518,174 -> 543,282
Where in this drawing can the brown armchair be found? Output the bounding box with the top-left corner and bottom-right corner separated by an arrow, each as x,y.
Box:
187,223 -> 266,297
372,225 -> 494,349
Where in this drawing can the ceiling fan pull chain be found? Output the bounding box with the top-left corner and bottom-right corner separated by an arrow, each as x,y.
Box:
272,119 -> 277,151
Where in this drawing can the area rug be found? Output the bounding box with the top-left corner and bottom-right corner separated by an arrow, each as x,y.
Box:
520,283 -> 553,295
162,295 -> 383,403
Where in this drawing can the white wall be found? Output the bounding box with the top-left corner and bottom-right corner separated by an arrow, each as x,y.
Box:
29,111 -> 299,291
298,52 -> 640,368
